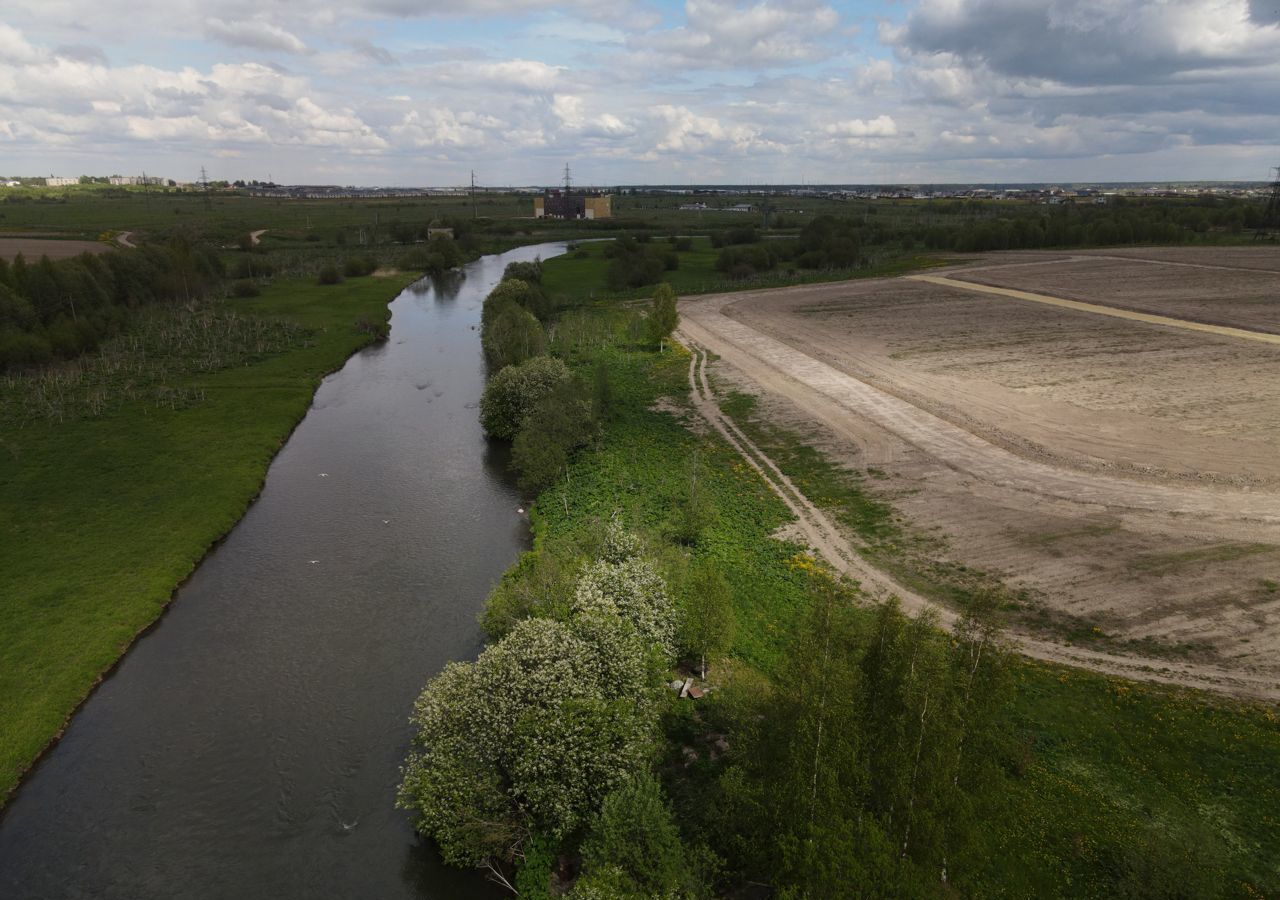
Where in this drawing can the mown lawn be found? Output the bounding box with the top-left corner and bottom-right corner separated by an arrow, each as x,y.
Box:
0,273 -> 413,801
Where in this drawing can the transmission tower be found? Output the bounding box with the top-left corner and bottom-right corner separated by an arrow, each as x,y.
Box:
470,170 -> 478,219
1258,165 -> 1280,241
199,166 -> 212,211
563,163 -> 572,195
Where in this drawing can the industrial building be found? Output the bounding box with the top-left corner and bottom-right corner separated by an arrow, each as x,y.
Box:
534,190 -> 612,220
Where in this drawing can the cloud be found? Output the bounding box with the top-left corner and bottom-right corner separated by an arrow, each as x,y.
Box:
825,115 -> 897,138
205,17 -> 308,54
898,0 -> 1280,87
627,0 -> 842,70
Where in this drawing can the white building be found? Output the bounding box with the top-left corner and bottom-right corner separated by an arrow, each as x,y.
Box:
44,176 -> 78,187
108,175 -> 165,186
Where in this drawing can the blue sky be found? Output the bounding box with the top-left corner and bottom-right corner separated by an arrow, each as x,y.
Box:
1,0 -> 1277,185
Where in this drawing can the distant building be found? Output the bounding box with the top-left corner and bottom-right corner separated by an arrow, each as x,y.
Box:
108,175 -> 166,186
1,180 -> 20,188
44,176 -> 78,187
534,190 -> 612,220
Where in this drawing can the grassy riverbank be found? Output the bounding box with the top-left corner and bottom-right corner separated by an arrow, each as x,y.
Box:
498,308 -> 1280,895
0,273 -> 413,802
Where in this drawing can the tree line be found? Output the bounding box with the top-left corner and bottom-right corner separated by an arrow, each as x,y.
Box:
0,240 -> 224,370
477,261 -> 677,493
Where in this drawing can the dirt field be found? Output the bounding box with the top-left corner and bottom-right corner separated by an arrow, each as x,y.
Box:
0,238 -> 109,261
948,252 -> 1280,332
679,247 -> 1280,693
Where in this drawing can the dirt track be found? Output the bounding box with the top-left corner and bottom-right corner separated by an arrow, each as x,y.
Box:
677,247 -> 1280,697
0,237 -> 108,261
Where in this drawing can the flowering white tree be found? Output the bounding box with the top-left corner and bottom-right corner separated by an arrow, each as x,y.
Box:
399,611 -> 657,867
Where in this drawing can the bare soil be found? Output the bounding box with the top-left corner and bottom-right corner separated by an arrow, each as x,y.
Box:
678,248 -> 1280,695
0,238 -> 110,261
949,250 -> 1280,332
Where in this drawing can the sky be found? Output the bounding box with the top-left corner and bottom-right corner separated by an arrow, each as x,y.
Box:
1,0 -> 1278,186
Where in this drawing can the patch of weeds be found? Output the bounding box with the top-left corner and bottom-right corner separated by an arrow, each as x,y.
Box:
1131,543 -> 1278,576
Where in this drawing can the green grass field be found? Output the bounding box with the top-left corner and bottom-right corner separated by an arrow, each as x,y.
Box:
0,272 -> 412,801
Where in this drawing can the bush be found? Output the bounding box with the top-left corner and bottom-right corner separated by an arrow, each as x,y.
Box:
482,302 -> 546,370
503,260 -> 542,284
578,775 -> 686,897
511,377 -> 599,492
317,266 -> 343,285
342,256 -> 377,278
479,356 -> 571,440
231,280 -> 260,298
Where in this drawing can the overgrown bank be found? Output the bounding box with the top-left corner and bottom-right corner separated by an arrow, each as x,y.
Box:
399,275 -> 1280,896
0,271 -> 413,802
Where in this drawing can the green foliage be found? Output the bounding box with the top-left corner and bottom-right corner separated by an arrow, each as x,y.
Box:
511,376 -> 599,492
316,265 -> 342,285
503,260 -> 542,284
579,774 -> 686,896
680,562 -> 734,679
479,355 -> 571,440
717,585 -> 1010,896
401,534 -> 672,869
647,283 -> 679,347
341,255 -> 377,277
514,832 -> 556,900
0,243 -> 226,371
480,280 -> 548,369
668,450 -> 715,545
604,233 -> 672,290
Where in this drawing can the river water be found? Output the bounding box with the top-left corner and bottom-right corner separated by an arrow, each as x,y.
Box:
0,243 -> 566,899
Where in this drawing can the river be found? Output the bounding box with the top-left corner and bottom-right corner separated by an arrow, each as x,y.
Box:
0,243 -> 567,898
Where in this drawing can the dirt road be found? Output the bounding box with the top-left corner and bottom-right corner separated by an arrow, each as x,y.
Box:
679,337 -> 1280,700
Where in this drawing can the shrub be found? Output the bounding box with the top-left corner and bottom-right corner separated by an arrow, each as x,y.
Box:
231,280 -> 260,298
342,256 -> 377,278
317,266 -> 342,285
479,356 -> 571,440
578,775 -> 686,897
482,302 -> 546,370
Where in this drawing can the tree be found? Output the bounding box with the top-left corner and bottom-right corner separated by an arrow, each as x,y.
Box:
647,283 -> 679,349
578,775 -> 686,896
511,376 -> 598,492
572,553 -> 677,661
680,563 -> 734,679
479,355 -> 570,440
398,618 -> 654,866
482,300 -> 545,369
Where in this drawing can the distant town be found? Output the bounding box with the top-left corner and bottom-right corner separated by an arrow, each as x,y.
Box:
2,174 -> 1275,206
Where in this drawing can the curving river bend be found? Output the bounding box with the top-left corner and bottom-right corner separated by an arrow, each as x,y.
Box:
0,243 -> 567,899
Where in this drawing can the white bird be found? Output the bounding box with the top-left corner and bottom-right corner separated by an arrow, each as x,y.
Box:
309,560 -> 319,564
517,508 -> 525,514
319,473 -> 329,478
382,520 -> 390,524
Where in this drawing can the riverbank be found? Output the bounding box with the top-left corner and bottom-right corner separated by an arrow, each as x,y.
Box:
0,272 -> 414,803
489,296 -> 1280,894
